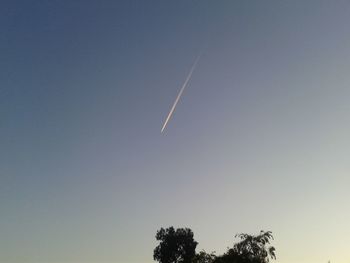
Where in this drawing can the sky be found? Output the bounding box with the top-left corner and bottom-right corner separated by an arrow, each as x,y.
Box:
1,1 -> 350,263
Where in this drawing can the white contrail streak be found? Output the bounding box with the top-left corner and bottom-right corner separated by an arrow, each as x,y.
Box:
161,53 -> 202,133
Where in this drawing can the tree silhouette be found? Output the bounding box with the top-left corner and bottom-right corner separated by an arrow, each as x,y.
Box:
154,227 -> 198,263
153,228 -> 275,263
213,231 -> 276,263
192,250 -> 216,263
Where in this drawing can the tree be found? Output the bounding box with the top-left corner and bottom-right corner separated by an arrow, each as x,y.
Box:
233,230 -> 276,263
192,250 -> 216,263
212,250 -> 251,263
154,227 -> 198,263
213,231 -> 276,263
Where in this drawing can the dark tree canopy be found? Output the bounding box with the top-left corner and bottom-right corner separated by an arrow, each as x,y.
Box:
232,231 -> 276,263
153,228 -> 275,263
154,227 -> 198,263
192,250 -> 216,263
213,231 -> 276,263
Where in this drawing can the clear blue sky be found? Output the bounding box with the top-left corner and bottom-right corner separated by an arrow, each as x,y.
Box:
1,1 -> 350,263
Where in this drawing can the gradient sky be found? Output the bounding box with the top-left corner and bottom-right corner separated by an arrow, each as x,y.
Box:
1,1 -> 350,263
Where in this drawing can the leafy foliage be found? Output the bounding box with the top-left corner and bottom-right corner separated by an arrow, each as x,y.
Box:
154,228 -> 275,263
213,231 -> 276,263
192,250 -> 216,263
232,231 -> 276,263
154,227 -> 198,263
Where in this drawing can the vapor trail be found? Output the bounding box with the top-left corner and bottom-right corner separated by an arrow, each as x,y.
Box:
161,53 -> 202,133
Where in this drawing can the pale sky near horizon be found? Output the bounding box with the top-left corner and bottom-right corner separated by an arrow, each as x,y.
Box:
1,1 -> 350,263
